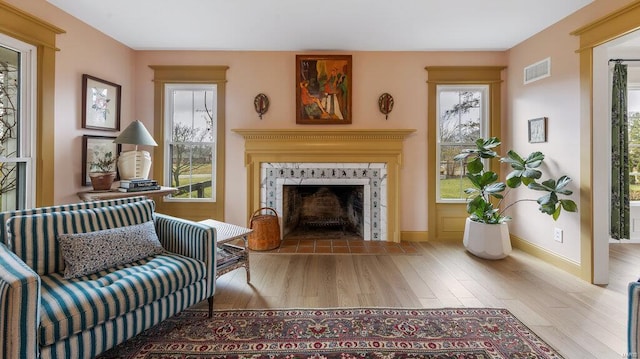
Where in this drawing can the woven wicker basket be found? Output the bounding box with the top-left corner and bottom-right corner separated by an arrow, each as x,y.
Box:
248,207 -> 281,251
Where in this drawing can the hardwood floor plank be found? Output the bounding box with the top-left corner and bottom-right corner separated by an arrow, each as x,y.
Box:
500,299 -> 551,326
335,256 -> 366,307
544,306 -> 622,359
531,325 -> 597,359
211,241 -> 640,359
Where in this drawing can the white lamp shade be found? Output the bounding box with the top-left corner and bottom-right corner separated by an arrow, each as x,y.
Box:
118,150 -> 152,180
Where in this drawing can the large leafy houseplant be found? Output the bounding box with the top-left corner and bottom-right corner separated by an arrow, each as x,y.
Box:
453,137 -> 577,224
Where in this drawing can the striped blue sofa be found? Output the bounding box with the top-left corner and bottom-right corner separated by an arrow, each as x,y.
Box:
0,197 -> 217,359
630,281 -> 640,358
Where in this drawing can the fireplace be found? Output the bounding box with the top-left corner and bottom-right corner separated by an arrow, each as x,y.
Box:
261,163 -> 385,240
233,129 -> 415,242
283,184 -> 364,240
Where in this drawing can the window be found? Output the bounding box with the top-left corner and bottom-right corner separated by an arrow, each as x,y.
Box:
0,36 -> 35,211
436,85 -> 488,202
164,84 -> 217,201
151,65 -> 227,220
425,66 -> 503,241
629,84 -> 640,201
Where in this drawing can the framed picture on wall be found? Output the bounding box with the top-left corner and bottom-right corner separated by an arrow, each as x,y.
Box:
295,54 -> 352,125
81,135 -> 120,186
82,74 -> 121,131
528,117 -> 547,143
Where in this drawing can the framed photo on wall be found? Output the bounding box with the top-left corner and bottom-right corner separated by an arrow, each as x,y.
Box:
296,54 -> 352,125
81,135 -> 120,186
82,74 -> 121,131
528,117 -> 547,143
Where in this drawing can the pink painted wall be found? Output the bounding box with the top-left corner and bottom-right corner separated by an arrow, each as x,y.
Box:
9,0 -> 639,251
134,51 -> 507,228
507,0 -> 638,262
5,0 -> 508,233
4,0 -> 136,204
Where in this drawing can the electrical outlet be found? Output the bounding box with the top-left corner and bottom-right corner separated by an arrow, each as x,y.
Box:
554,228 -> 563,243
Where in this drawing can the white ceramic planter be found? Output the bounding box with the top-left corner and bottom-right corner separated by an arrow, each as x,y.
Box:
462,218 -> 512,260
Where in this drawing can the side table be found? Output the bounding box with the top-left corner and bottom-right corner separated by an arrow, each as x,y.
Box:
199,219 -> 252,283
77,186 -> 177,201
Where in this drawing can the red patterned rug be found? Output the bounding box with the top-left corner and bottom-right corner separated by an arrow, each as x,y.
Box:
98,307 -> 563,358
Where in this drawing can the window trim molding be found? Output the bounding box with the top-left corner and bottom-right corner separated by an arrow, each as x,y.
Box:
0,2 -> 65,207
425,66 -> 505,241
150,65 -> 228,220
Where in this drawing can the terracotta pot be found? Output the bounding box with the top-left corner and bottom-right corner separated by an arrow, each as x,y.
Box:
462,218 -> 512,260
89,172 -> 116,191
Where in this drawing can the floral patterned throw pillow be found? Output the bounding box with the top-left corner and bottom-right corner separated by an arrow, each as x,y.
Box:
58,220 -> 164,279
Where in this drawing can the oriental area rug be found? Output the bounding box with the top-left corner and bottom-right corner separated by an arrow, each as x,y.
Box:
98,307 -> 564,359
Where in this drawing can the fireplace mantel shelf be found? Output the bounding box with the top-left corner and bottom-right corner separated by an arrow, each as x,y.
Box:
232,129 -> 415,141
235,128 -> 415,243
232,129 -> 416,160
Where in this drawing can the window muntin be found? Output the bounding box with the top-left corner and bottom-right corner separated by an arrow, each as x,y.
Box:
164,84 -> 216,201
0,36 -> 35,211
436,85 -> 488,202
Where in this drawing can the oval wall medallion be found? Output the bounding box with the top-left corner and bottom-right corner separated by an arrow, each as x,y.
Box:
378,93 -> 394,120
254,93 -> 269,119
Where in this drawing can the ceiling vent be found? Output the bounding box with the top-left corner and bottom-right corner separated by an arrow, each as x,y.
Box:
524,57 -> 551,85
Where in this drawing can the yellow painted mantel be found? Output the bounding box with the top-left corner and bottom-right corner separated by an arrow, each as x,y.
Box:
233,129 -> 416,242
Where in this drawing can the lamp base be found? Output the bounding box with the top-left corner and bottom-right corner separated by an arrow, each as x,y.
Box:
117,150 -> 152,180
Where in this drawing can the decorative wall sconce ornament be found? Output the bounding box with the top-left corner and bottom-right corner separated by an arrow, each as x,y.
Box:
378,93 -> 394,120
254,93 -> 269,119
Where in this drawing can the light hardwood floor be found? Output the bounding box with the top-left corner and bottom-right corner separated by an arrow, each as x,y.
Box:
209,241 -> 640,359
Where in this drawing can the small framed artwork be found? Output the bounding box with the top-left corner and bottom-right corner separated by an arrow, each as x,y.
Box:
82,74 -> 121,131
81,135 -> 121,186
528,117 -> 547,143
296,54 -> 352,125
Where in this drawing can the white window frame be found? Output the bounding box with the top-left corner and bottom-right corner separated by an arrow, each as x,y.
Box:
435,84 -> 489,204
163,83 -> 217,203
0,34 -> 36,210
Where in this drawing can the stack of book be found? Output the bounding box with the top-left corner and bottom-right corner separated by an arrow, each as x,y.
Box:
117,179 -> 161,192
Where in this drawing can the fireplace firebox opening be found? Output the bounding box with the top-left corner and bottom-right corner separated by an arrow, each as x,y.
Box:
283,185 -> 364,240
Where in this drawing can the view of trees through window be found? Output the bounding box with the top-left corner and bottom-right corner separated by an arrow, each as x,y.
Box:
0,44 -> 26,211
167,84 -> 216,200
437,86 -> 486,201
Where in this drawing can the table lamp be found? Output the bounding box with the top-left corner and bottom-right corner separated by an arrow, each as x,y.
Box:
113,120 -> 158,180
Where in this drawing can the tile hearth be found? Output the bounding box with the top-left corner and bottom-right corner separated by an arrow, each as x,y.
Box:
267,239 -> 421,254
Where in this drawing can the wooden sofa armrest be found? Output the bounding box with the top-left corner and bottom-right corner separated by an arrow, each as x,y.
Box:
153,213 -> 217,299
0,243 -> 41,359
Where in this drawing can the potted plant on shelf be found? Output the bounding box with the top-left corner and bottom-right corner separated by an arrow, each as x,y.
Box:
88,150 -> 117,191
453,137 -> 577,259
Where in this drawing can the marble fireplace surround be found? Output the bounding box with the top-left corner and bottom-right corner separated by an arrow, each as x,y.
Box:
266,164 -> 384,240
233,129 -> 415,242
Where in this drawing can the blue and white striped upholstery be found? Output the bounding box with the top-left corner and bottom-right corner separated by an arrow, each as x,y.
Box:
0,196 -> 146,249
0,199 -> 217,359
40,282 -> 205,359
39,253 -> 205,346
154,213 -> 217,297
0,243 -> 41,359
629,281 -> 640,358
7,199 -> 155,275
